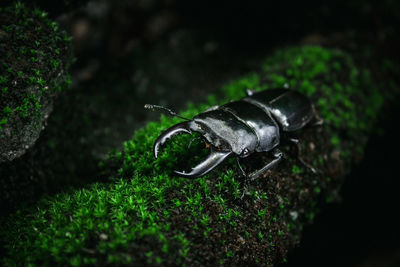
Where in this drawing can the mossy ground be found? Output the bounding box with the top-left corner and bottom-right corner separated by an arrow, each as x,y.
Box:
1,46 -> 385,265
0,2 -> 73,161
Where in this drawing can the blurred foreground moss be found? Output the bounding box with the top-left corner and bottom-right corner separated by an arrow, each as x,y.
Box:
1,46 -> 386,265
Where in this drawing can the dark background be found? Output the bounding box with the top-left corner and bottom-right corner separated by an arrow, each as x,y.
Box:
2,0 -> 400,265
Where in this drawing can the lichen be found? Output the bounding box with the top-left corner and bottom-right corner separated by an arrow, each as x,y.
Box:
0,46 -> 385,266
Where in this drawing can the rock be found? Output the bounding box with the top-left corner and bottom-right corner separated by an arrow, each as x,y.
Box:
0,2 -> 73,162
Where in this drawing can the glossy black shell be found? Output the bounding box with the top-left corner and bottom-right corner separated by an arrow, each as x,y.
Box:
244,89 -> 313,132
192,89 -> 313,157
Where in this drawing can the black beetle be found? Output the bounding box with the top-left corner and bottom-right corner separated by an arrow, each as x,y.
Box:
147,89 -> 318,179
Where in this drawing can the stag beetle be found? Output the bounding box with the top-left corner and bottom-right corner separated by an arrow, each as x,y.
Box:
146,89 -> 318,179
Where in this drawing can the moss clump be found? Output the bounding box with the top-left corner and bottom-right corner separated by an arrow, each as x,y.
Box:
1,46 -> 385,265
0,2 -> 73,162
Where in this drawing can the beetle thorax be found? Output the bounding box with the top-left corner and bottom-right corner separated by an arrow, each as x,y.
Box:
192,111 -> 258,156
191,121 -> 231,151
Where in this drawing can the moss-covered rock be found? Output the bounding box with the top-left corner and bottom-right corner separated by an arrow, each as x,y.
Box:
0,46 -> 386,265
2,0 -> 88,17
0,2 -> 73,162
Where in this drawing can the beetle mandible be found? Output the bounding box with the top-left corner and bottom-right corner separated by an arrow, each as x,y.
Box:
147,89 -> 318,179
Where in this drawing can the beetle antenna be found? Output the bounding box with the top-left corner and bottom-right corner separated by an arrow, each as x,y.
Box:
144,104 -> 190,121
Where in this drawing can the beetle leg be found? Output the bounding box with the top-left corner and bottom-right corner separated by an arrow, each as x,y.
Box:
236,157 -> 247,177
288,138 -> 318,174
312,117 -> 324,127
154,121 -> 195,158
174,148 -> 232,178
248,149 -> 283,181
311,104 -> 324,126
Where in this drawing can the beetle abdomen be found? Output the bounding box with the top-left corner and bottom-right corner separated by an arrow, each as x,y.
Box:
222,101 -> 280,153
244,89 -> 313,132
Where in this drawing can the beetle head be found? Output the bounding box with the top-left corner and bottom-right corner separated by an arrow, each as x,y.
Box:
153,120 -> 233,178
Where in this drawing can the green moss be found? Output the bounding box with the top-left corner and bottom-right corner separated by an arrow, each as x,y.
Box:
0,2 -> 73,136
292,165 -> 303,174
1,46 -> 386,265
0,117 -> 8,128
